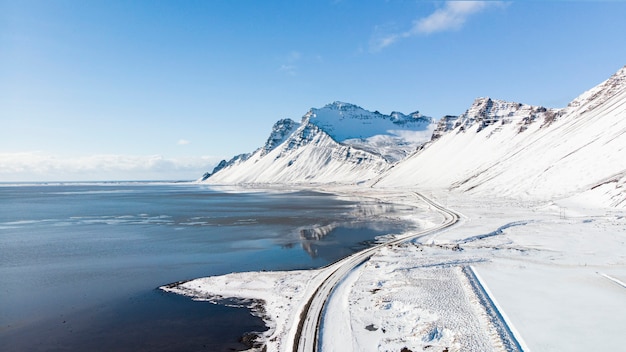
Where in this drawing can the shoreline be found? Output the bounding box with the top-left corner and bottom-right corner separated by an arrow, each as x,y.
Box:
164,185 -> 626,351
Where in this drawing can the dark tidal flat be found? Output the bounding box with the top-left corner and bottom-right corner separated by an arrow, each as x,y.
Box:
0,182 -> 418,351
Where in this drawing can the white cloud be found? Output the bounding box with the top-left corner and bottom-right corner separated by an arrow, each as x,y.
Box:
277,51 -> 323,75
279,64 -> 297,76
178,139 -> 191,145
371,1 -> 503,51
0,152 -> 221,181
374,33 -> 401,51
288,51 -> 301,62
415,1 -> 489,34
278,51 -> 302,76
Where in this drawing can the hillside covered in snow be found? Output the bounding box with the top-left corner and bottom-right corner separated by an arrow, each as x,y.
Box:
376,66 -> 626,207
202,102 -> 435,184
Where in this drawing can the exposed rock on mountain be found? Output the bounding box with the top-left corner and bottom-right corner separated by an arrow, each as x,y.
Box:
261,119 -> 300,156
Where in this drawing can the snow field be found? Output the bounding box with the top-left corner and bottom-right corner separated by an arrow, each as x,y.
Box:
322,243 -> 499,352
162,185 -> 626,351
427,192 -> 626,351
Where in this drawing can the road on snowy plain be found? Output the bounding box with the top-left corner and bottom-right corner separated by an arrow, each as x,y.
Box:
292,192 -> 461,352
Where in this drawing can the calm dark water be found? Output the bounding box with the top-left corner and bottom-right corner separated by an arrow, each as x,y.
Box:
0,182 -> 418,351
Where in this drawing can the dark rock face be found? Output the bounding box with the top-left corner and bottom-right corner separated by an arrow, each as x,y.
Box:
431,98 -> 557,139
202,154 -> 250,180
261,119 -> 300,156
431,115 -> 459,140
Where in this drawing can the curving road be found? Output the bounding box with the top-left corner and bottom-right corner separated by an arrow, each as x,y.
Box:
293,192 -> 461,352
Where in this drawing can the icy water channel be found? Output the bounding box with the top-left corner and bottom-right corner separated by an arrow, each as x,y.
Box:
0,182 -> 420,351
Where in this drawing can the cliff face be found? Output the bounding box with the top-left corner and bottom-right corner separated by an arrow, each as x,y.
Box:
431,115 -> 460,140
261,119 -> 300,156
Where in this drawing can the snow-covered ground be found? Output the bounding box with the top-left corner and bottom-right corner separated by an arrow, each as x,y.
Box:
162,186 -> 626,352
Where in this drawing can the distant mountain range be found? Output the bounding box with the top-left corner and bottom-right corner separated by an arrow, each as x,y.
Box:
202,66 -> 626,207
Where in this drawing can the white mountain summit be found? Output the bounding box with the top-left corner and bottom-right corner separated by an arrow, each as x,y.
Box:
202,102 -> 435,184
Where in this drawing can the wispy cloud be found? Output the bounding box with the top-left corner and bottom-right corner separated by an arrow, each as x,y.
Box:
278,51 -> 302,76
277,51 -> 323,76
415,1 -> 490,34
288,51 -> 302,61
279,64 -> 297,76
0,152 -> 220,181
371,1 -> 503,51
177,139 -> 191,145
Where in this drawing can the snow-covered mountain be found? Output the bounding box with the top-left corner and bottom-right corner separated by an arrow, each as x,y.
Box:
304,102 -> 434,162
201,66 -> 626,207
202,102 -> 435,184
376,66 -> 626,207
200,118 -> 301,181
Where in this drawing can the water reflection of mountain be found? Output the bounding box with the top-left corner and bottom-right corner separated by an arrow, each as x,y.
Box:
297,222 -> 405,261
350,202 -> 398,218
299,223 -> 338,240
293,200 -> 416,260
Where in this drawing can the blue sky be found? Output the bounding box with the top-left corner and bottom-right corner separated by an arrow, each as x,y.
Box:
2,1 -> 625,181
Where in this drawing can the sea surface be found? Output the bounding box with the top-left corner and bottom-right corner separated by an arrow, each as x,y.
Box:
0,182 -> 419,351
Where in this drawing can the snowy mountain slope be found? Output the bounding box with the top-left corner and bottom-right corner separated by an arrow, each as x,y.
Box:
204,120 -> 390,184
200,119 -> 300,181
376,66 -> 626,207
202,102 -> 435,184
304,102 -> 435,161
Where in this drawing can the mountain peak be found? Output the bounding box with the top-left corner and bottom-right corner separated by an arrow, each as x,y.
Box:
423,97 -> 557,137
566,65 -> 626,113
302,101 -> 433,143
261,118 -> 300,156
462,97 -> 527,122
322,101 -> 364,111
